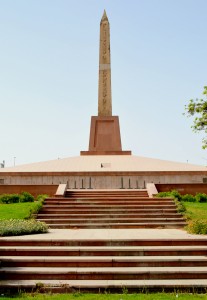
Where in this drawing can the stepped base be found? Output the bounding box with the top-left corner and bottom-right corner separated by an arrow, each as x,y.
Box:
37,190 -> 185,229
1,231 -> 207,292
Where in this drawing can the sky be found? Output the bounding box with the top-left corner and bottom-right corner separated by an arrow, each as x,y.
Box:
1,0 -> 207,167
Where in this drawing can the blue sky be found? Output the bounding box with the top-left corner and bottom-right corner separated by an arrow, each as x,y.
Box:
1,0 -> 207,167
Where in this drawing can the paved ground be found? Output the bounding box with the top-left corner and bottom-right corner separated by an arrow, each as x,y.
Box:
1,228 -> 207,240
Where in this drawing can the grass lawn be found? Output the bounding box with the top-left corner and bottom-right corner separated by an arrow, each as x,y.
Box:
1,293 -> 207,300
182,202 -> 207,220
0,202 -> 42,220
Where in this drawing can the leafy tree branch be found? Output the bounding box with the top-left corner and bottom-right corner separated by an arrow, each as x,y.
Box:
184,86 -> 207,149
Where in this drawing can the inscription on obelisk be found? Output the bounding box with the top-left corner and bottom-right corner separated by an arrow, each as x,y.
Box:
98,10 -> 112,116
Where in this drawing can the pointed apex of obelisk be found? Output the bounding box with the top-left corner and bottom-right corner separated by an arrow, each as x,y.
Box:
101,9 -> 108,22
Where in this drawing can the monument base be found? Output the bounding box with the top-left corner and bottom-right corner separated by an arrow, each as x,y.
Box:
80,116 -> 131,156
80,150 -> 131,156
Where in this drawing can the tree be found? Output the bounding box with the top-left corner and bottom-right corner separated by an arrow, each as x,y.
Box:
184,86 -> 207,149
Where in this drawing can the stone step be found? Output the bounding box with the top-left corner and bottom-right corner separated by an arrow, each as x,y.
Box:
65,195 -> 150,199
36,218 -> 184,224
46,197 -> 173,201
1,256 -> 207,268
37,213 -> 183,219
1,279 -> 207,292
1,245 -> 207,256
40,208 -> 178,214
65,190 -> 149,193
2,266 -> 207,280
65,190 -> 148,195
66,189 -> 148,192
61,195 -> 152,201
46,222 -> 185,229
41,204 -> 177,209
64,195 -> 150,199
2,238 -> 207,247
44,200 -> 174,205
66,195 -> 150,197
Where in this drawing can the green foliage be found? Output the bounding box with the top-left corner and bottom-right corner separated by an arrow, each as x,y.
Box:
2,293 -> 207,300
183,202 -> 207,220
0,192 -> 34,204
174,198 -> 186,213
157,190 -> 207,203
0,196 -> 45,220
0,193 -> 20,204
195,193 -> 207,203
186,219 -> 207,234
0,193 -> 47,236
30,200 -> 44,216
169,190 -> 182,200
155,191 -> 172,198
20,191 -> 34,202
182,194 -> 196,202
0,219 -> 48,236
156,190 -> 182,201
184,86 -> 207,149
36,194 -> 48,203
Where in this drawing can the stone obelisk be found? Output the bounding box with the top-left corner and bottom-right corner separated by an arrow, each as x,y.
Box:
98,10 -> 112,117
81,11 -> 131,155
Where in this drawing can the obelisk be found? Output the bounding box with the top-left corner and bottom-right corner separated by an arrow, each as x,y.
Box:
81,11 -> 131,155
98,10 -> 112,117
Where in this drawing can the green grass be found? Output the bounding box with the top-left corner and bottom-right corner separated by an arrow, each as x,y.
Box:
183,202 -> 207,220
1,293 -> 207,300
0,202 -> 42,220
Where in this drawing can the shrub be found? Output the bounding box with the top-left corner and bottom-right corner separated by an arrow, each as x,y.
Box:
0,194 -> 20,204
0,192 -> 34,204
174,198 -> 186,213
20,191 -> 34,202
0,219 -> 48,236
170,190 -> 182,201
30,200 -> 44,216
182,194 -> 196,202
157,191 -> 168,198
156,190 -> 182,201
195,193 -> 207,203
8,194 -> 21,203
36,194 -> 48,203
156,191 -> 172,198
0,194 -> 11,204
186,219 -> 207,234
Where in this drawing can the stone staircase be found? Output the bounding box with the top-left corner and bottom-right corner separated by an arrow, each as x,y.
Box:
1,237 -> 207,292
0,189 -> 196,293
36,190 -> 185,229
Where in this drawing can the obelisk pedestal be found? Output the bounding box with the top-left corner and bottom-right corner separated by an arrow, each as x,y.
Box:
81,11 -> 131,156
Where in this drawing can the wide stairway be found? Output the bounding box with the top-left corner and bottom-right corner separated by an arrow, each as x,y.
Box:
1,237 -> 207,292
1,190 -> 206,292
36,190 -> 185,229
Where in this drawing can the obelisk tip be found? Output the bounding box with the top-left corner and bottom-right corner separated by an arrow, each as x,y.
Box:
101,9 -> 108,22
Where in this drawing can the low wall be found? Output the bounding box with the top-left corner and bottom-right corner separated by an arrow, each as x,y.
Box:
0,173 -> 205,189
156,183 -> 207,195
1,183 -> 207,197
0,185 -> 58,197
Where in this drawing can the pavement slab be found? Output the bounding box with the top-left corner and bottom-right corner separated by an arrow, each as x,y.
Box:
1,228 -> 207,241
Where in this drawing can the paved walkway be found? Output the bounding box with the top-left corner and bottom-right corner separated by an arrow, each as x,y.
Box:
1,228 -> 207,240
